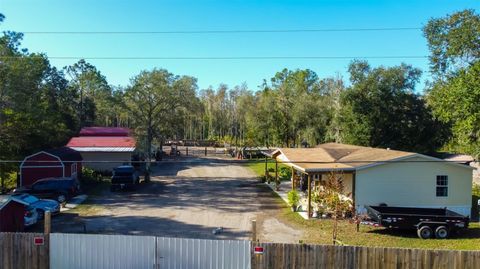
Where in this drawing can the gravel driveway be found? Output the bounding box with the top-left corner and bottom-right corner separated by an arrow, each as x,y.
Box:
46,157 -> 302,242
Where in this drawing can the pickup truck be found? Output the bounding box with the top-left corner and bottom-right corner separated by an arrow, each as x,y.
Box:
111,165 -> 140,191
362,205 -> 469,239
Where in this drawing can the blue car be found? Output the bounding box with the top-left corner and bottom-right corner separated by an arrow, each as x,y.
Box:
13,194 -> 60,220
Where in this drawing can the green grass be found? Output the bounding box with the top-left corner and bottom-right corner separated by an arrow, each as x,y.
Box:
245,159 -> 290,178
277,204 -> 480,250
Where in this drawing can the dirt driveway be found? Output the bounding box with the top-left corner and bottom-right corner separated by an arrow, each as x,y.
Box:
49,157 -> 301,242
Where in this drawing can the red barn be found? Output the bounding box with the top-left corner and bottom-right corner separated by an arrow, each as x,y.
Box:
19,147 -> 82,187
0,196 -> 27,232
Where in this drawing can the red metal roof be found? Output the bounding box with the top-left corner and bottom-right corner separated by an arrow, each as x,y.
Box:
79,127 -> 131,137
66,136 -> 136,148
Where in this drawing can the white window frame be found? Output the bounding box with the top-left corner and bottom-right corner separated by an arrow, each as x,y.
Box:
436,175 -> 448,197
71,163 -> 77,177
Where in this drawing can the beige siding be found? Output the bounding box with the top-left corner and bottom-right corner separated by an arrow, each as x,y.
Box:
80,152 -> 132,172
319,173 -> 353,198
355,157 -> 473,216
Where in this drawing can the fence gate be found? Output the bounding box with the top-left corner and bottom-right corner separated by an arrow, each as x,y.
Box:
156,237 -> 251,269
50,233 -> 156,269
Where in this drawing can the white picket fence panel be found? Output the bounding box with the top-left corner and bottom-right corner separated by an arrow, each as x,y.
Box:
50,233 -> 251,269
50,233 -> 156,269
156,237 -> 251,269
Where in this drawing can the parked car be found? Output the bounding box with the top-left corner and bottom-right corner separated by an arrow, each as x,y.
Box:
13,193 -> 60,220
361,205 -> 470,239
13,177 -> 80,203
24,205 -> 39,227
111,165 -> 140,191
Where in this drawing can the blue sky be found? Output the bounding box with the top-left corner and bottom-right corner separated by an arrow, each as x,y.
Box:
1,0 -> 478,91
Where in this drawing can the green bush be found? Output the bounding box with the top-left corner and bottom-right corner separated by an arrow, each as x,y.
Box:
81,167 -> 103,183
279,167 -> 292,181
287,190 -> 300,207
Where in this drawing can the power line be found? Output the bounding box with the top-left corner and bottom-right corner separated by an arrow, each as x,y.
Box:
0,56 -> 429,60
19,27 -> 422,35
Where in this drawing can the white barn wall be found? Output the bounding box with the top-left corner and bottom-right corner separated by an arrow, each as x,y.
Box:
355,156 -> 473,216
80,152 -> 132,172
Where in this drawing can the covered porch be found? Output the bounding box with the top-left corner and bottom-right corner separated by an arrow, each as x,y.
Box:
262,148 -> 356,219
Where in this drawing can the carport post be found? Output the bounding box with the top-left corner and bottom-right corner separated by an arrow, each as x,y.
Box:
291,167 -> 295,190
307,174 -> 312,218
275,160 -> 278,184
264,156 -> 268,178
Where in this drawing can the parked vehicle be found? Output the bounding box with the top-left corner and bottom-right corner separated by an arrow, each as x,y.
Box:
111,165 -> 140,191
13,193 -> 60,220
13,177 -> 80,203
362,205 -> 470,239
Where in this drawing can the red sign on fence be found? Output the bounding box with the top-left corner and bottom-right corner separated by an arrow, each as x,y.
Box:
33,236 -> 44,246
254,246 -> 264,254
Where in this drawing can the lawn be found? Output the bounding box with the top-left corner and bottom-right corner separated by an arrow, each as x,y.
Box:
276,201 -> 480,250
245,163 -> 480,250
245,159 -> 290,179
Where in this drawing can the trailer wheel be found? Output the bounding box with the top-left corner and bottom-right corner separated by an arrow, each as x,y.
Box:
417,226 -> 433,239
435,226 -> 449,239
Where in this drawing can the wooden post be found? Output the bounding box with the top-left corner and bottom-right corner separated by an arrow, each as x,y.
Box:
252,220 -> 257,242
307,174 -> 312,218
205,147 -> 207,156
291,167 -> 295,190
264,156 -> 268,178
44,211 -> 51,235
275,160 -> 279,188
186,147 -> 188,156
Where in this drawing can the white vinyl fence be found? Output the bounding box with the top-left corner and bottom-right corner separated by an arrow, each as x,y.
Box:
50,233 -> 156,269
157,237 -> 251,269
50,233 -> 251,269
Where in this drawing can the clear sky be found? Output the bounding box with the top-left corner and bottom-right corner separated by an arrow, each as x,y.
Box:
1,0 -> 478,91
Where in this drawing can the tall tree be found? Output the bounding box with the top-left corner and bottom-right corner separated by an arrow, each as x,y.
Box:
424,10 -> 480,157
338,60 -> 443,153
424,9 -> 480,78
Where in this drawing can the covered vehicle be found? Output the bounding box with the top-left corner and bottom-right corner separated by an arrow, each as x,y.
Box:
362,205 -> 470,239
13,193 -> 60,219
13,177 -> 80,203
111,165 -> 140,191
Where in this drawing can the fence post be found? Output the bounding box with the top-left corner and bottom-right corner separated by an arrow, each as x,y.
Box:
186,147 -> 188,156
44,211 -> 51,234
251,220 -> 257,242
205,147 -> 207,156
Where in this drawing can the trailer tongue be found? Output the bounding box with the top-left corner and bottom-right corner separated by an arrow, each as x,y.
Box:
362,205 -> 470,239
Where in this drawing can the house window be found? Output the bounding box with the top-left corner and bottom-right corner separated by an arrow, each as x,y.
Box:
71,163 -> 77,175
436,175 -> 448,197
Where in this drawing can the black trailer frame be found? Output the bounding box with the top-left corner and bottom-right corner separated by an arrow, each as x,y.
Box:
362,205 -> 470,239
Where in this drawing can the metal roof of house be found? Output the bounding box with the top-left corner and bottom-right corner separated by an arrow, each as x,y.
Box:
69,147 -> 135,152
79,127 -> 131,137
269,143 -> 472,173
66,136 -> 136,148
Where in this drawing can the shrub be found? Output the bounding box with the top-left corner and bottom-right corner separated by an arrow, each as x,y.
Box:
81,167 -> 103,183
279,167 -> 292,181
287,190 -> 300,207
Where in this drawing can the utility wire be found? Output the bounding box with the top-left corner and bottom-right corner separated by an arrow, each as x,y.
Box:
19,27 -> 422,35
0,56 -> 429,60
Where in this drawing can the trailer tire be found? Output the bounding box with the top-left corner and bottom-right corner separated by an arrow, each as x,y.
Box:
417,226 -> 433,239
435,226 -> 449,239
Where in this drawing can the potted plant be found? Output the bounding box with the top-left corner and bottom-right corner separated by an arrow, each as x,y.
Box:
287,190 -> 300,212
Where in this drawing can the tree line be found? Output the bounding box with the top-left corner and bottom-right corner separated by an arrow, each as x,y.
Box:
0,10 -> 479,187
